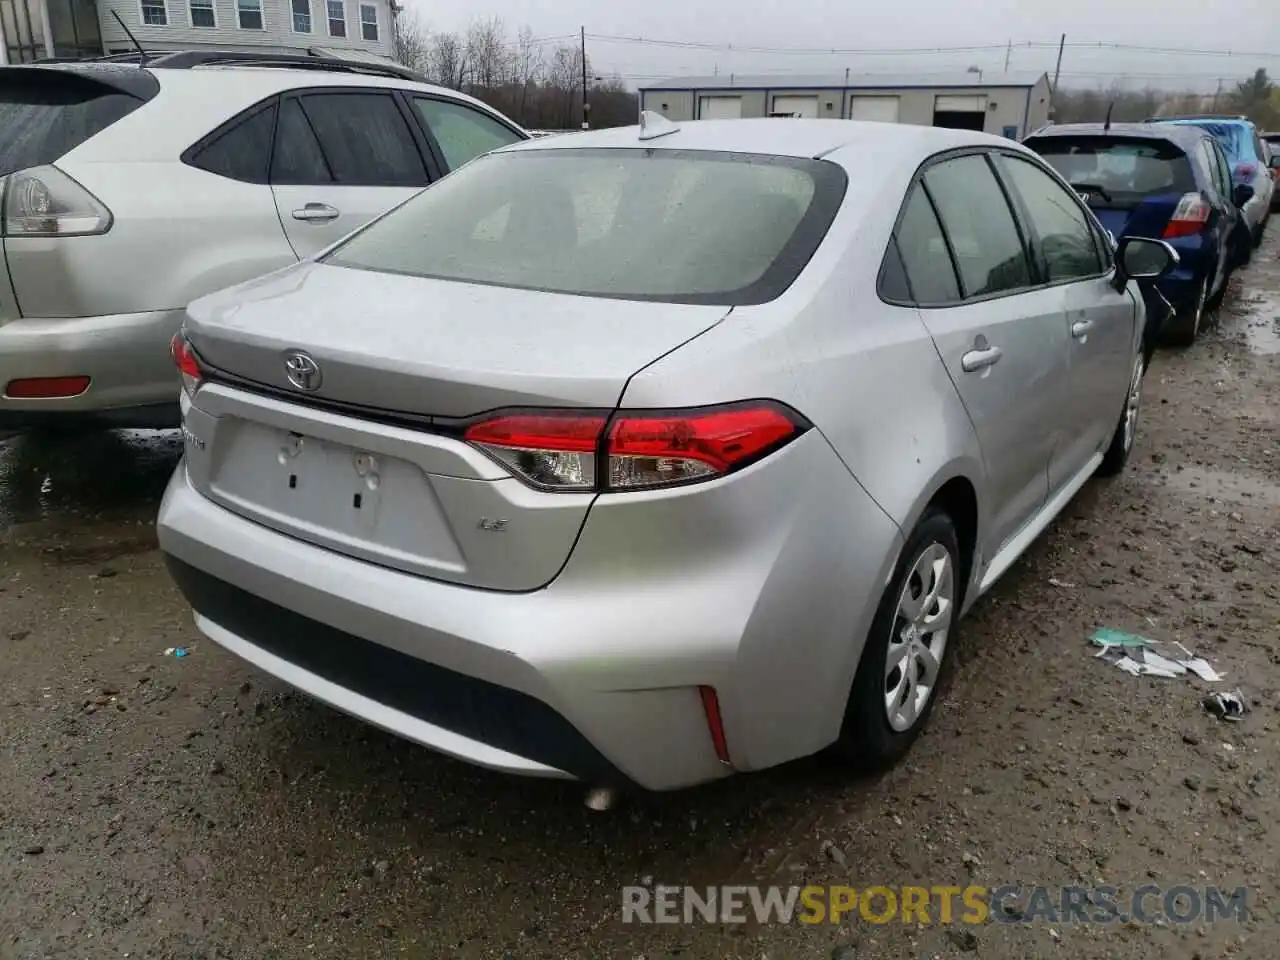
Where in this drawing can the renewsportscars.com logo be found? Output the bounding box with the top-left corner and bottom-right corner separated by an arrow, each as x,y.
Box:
622,884 -> 1251,926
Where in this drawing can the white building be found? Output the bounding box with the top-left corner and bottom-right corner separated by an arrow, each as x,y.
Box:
1,0 -> 396,63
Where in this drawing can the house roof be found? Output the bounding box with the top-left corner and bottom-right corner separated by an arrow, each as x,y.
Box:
639,71 -> 1047,92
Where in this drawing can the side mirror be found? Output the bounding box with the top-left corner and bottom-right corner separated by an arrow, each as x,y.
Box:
1233,182 -> 1255,208
1113,236 -> 1179,290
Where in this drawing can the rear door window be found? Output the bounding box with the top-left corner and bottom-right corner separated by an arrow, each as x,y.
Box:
0,69 -> 153,176
293,92 -> 428,186
923,154 -> 1033,298
1026,137 -> 1195,207
271,97 -> 332,183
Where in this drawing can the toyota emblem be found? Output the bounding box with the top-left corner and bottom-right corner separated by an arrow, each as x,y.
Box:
283,351 -> 322,392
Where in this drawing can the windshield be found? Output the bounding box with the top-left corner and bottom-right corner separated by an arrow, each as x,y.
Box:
1026,137 -> 1195,204
324,147 -> 847,305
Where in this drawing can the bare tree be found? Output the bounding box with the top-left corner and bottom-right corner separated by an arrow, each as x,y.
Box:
391,8 -> 429,75
465,17 -> 509,92
427,30 -> 467,90
547,43 -> 585,129
513,25 -> 545,117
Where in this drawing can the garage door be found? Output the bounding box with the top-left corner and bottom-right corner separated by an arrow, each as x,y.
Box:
934,94 -> 988,112
699,96 -> 743,120
771,96 -> 819,118
848,96 -> 900,122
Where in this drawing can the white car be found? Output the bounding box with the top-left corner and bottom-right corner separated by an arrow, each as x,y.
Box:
0,51 -> 526,432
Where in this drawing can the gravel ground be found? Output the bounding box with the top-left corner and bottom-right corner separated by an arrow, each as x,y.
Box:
1,233 -> 1278,960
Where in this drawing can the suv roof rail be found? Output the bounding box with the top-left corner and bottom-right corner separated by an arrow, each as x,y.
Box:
1146,114 -> 1251,123
144,49 -> 428,84
30,52 -> 156,63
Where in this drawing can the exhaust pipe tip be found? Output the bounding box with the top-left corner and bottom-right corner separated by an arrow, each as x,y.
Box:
584,786 -> 617,812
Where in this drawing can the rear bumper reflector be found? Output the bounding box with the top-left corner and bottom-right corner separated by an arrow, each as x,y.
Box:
5,375 -> 91,399
699,685 -> 732,766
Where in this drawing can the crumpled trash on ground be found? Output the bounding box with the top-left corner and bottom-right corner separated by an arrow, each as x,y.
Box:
1090,629 -> 1224,681
163,647 -> 189,658
1202,690 -> 1249,722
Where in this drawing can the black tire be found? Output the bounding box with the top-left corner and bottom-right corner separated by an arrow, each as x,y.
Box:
836,508 -> 961,768
1163,274 -> 1208,348
1205,269 -> 1228,311
1098,350 -> 1146,477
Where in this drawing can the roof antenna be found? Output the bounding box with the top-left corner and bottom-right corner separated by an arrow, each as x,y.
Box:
109,9 -> 149,66
638,109 -> 679,141
1103,101 -> 1114,133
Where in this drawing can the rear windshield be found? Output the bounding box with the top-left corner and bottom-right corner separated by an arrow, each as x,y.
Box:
1026,137 -> 1195,203
324,147 -> 847,305
0,69 -> 154,177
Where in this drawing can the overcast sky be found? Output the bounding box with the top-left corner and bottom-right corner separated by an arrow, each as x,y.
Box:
410,0 -> 1280,92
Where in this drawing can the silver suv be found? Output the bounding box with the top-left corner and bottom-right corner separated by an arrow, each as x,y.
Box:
0,52 -> 526,431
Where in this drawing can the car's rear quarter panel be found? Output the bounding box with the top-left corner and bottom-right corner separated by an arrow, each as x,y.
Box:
613,160 -> 985,765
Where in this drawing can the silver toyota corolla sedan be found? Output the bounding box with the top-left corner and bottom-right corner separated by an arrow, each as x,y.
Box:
158,115 -> 1174,792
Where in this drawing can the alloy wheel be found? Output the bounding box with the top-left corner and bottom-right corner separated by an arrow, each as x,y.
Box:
884,542 -> 954,732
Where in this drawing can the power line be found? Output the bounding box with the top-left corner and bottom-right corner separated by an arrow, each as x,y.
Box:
584,32 -> 1280,62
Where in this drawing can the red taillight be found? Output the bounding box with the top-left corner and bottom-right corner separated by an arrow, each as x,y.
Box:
170,332 -> 202,397
4,375 -> 90,398
462,401 -> 807,493
608,405 -> 800,489
1162,192 -> 1211,239
699,685 -> 732,766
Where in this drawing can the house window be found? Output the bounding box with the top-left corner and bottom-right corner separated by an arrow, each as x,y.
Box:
140,0 -> 168,25
359,3 -> 377,41
326,0 -> 345,36
237,0 -> 263,28
292,0 -> 311,32
190,0 -> 215,27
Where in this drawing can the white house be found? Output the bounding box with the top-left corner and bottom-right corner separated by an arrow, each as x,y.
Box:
1,0 -> 397,64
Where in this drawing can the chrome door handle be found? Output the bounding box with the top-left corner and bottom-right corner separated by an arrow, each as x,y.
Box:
1071,319 -> 1094,339
961,345 -> 1003,372
292,202 -> 340,223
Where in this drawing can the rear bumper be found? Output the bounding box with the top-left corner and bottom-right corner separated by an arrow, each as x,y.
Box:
157,430 -> 902,791
0,308 -> 184,426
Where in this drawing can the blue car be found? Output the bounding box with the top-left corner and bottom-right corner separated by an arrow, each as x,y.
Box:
1024,122 -> 1251,346
1147,116 -> 1274,247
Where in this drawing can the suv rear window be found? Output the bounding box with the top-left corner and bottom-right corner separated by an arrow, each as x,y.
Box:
324,148 -> 847,306
0,68 -> 156,177
1025,137 -> 1195,204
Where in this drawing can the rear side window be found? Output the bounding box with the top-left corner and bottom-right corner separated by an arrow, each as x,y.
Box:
0,70 -> 152,176
294,92 -> 428,186
1026,136 -> 1196,204
923,154 -> 1032,298
324,148 -> 847,306
892,185 -> 960,305
186,103 -> 277,184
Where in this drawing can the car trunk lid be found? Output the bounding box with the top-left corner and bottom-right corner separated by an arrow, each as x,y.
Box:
181,261 -> 731,591
1089,193 -> 1187,240
184,261 -> 730,419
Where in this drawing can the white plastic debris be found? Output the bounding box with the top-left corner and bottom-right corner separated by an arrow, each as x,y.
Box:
1090,629 -> 1224,682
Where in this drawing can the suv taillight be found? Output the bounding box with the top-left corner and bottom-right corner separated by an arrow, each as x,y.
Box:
2,165 -> 112,237
170,333 -> 203,398
464,402 -> 809,493
1162,192 -> 1211,239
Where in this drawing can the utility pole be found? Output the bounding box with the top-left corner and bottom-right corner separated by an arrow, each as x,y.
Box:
1004,40 -> 1012,72
580,26 -> 589,130
1212,77 -> 1223,111
1051,33 -> 1065,94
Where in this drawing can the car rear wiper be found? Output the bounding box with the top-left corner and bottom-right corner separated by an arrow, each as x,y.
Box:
1069,182 -> 1114,204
